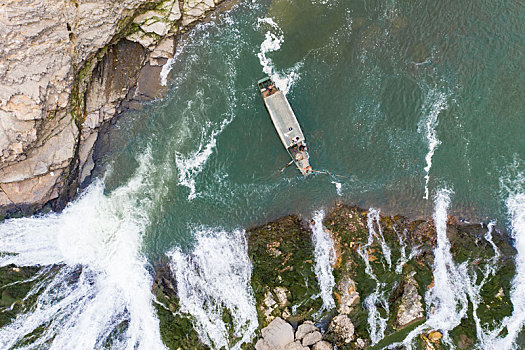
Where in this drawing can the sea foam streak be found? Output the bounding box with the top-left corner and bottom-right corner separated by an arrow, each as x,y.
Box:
399,189 -> 469,349
175,118 -> 232,200
418,89 -> 448,200
490,173 -> 525,349
0,151 -> 166,350
357,209 -> 391,344
168,228 -> 258,349
257,18 -> 301,95
310,210 -> 337,310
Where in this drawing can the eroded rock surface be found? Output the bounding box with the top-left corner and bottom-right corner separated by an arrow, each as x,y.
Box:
395,270 -> 425,328
0,0 -> 223,216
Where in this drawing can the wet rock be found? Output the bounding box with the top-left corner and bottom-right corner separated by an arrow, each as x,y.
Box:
274,286 -> 290,307
295,321 -> 318,340
260,317 -> 294,349
327,314 -> 354,345
260,290 -> 278,323
249,216 -> 322,326
302,330 -> 322,346
312,341 -> 333,350
151,263 -> 206,350
395,271 -> 424,328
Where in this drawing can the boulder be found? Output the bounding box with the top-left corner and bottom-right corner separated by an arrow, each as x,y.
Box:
302,331 -> 322,347
295,321 -> 319,340
327,314 -> 354,344
255,339 -> 271,350
284,341 -> 309,350
261,317 -> 294,349
313,341 -> 333,350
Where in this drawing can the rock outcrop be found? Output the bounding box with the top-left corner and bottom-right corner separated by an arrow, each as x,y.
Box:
394,270 -> 425,328
0,0 -> 224,217
256,317 -> 295,350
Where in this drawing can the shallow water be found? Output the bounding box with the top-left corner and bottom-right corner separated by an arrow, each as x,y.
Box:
1,0 -> 524,348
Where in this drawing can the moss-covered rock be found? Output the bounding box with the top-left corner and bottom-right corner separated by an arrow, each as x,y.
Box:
247,215 -> 323,328
0,264 -> 49,328
152,264 -> 208,350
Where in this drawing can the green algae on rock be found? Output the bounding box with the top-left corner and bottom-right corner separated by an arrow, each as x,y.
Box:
149,203 -> 515,349
247,215 -> 323,327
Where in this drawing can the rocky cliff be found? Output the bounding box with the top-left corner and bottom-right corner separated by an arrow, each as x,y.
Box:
0,0 -> 225,217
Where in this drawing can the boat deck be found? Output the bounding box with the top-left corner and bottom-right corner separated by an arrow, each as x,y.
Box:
263,91 -> 305,149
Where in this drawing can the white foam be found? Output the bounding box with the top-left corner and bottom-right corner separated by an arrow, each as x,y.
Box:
491,190 -> 525,349
310,210 -> 336,310
256,18 -> 301,95
175,118 -> 232,200
418,89 -> 448,200
0,150 -> 166,350
332,181 -> 342,196
399,189 -> 470,349
168,228 -> 258,349
356,208 -> 391,344
394,228 -> 419,275
160,58 -> 176,87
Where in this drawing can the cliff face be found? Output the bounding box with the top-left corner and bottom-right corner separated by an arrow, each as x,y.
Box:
0,0 -> 223,217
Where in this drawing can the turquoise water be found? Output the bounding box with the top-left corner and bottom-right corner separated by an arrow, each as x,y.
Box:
99,0 -> 524,255
1,0 -> 525,348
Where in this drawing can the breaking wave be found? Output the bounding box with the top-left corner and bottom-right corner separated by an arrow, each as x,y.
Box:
168,228 -> 258,349
0,150 -> 166,350
256,17 -> 302,95
310,210 -> 336,310
175,118 -> 233,201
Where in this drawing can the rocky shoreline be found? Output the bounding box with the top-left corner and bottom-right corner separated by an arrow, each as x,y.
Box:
148,203 -> 514,349
0,202 -> 516,348
0,0 -> 232,219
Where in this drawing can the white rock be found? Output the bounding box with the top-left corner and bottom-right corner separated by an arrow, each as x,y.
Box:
302,331 -> 322,347
261,317 -> 294,349
395,271 -> 424,328
284,341 -> 309,350
141,20 -> 171,36
274,286 -> 289,307
295,322 -> 319,340
255,338 -> 271,350
313,341 -> 333,350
